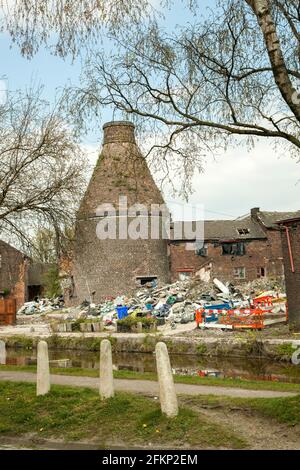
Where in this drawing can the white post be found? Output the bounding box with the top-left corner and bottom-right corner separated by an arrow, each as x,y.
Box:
0,340 -> 6,365
99,339 -> 114,400
36,340 -> 50,396
155,342 -> 178,418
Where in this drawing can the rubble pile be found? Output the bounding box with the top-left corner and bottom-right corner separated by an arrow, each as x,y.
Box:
16,277 -> 286,331
17,297 -> 64,315
235,278 -> 285,296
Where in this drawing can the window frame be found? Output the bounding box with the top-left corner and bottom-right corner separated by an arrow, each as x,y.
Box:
233,267 -> 246,279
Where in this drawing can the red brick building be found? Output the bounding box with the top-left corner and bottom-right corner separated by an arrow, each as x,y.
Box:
0,240 -> 28,309
169,208 -> 300,284
277,217 -> 300,331
0,240 -> 55,309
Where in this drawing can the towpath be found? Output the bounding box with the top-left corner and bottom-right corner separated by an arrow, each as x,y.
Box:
0,370 -> 297,399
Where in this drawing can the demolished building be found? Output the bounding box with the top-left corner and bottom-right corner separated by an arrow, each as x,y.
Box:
64,120 -> 300,305
170,208 -> 300,284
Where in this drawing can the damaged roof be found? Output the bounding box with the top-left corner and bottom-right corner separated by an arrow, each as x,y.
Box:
256,210 -> 300,229
171,216 -> 266,241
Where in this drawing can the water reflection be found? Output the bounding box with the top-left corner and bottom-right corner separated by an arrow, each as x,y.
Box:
4,348 -> 300,384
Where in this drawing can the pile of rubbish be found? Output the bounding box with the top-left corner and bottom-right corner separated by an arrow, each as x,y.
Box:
61,277 -> 286,329
16,277 -> 286,331
17,296 -> 64,315
194,278 -> 286,330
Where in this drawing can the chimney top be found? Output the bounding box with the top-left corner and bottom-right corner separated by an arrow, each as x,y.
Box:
103,121 -> 136,145
251,207 -> 260,219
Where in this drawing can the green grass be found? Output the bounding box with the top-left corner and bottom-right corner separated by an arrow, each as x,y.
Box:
0,381 -> 245,449
1,364 -> 300,392
181,394 -> 300,427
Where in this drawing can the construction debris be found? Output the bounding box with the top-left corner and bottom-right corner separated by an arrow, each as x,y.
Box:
17,297 -> 64,315
15,277 -> 286,332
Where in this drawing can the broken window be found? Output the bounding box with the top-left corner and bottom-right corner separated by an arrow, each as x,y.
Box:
136,276 -> 157,287
178,271 -> 192,281
233,267 -> 246,279
237,228 -> 250,235
222,242 -> 246,256
257,267 -> 266,278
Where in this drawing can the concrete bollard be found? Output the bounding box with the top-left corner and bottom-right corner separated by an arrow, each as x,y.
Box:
0,340 -> 6,365
136,322 -> 143,333
99,339 -> 114,400
36,340 -> 50,396
155,342 -> 178,418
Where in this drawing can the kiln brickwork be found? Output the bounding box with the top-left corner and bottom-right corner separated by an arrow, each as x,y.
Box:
71,121 -> 170,303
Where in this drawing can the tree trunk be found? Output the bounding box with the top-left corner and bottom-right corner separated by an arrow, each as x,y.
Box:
245,0 -> 300,122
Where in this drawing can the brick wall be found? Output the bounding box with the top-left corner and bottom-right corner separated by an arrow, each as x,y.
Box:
70,121 -> 170,305
71,216 -> 170,304
0,241 -> 27,309
170,236 -> 284,283
13,259 -> 29,309
279,220 -> 300,331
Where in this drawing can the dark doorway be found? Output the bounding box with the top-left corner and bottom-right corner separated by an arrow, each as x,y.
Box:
28,285 -> 42,301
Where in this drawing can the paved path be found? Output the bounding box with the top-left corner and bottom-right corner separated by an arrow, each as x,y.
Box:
0,371 -> 297,399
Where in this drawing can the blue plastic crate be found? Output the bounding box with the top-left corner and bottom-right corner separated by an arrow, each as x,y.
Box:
116,306 -> 129,319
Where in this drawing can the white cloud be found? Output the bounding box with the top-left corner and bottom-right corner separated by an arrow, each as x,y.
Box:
163,140 -> 300,220
83,138 -> 300,222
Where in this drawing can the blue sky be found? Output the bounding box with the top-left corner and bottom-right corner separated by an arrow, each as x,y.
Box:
1,0 -> 299,220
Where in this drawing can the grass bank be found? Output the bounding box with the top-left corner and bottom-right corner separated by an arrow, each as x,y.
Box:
0,381 -> 245,449
182,394 -> 300,427
1,364 -> 300,393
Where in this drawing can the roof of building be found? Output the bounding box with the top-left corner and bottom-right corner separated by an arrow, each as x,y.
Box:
171,216 -> 266,241
0,239 -> 25,257
256,210 -> 300,229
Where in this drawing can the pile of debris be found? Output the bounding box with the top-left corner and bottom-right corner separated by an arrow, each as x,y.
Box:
70,277 -> 286,328
17,296 -> 64,315
16,277 -> 287,331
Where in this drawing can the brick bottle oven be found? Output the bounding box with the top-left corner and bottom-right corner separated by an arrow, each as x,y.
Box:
70,121 -> 170,303
278,217 -> 300,331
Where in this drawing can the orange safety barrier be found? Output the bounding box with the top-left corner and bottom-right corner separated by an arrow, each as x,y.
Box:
219,309 -> 265,329
253,296 -> 274,310
196,307 -> 265,329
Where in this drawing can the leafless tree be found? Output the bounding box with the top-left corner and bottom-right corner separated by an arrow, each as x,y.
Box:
27,224 -> 75,263
0,0 -> 153,58
66,0 -> 300,195
0,87 -> 88,253
2,1 -> 300,196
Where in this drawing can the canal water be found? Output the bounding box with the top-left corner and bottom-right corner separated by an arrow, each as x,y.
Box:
3,348 -> 300,384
